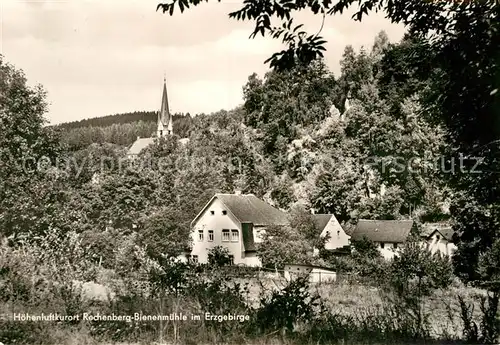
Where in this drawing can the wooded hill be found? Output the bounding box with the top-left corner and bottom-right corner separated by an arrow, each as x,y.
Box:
55,111 -> 159,130
53,111 -> 194,149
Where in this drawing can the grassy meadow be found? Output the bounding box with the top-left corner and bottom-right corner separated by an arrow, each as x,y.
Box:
2,234 -> 497,345
2,272 -> 487,345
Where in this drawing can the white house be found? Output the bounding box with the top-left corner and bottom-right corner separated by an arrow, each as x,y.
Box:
421,223 -> 457,257
284,264 -> 337,283
312,214 -> 351,251
187,193 -> 288,266
351,219 -> 416,259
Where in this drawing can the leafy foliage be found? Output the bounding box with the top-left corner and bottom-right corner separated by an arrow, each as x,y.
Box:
451,194 -> 500,284
379,242 -> 454,338
56,110 -> 191,131
158,0 -> 499,75
158,0 -> 330,70
0,56 -> 64,238
270,174 -> 297,209
388,242 -> 453,298
258,205 -> 330,269
242,61 -> 335,173
258,224 -> 312,270
58,114 -> 193,150
207,245 -> 232,267
351,237 -> 380,260
290,204 -> 325,249
255,277 -> 320,333
140,207 -> 190,261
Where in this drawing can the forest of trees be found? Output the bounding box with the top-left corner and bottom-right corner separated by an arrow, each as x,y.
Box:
56,111 -> 160,130
53,111 -> 194,150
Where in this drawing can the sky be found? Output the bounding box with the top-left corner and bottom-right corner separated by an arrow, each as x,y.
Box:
0,0 -> 406,125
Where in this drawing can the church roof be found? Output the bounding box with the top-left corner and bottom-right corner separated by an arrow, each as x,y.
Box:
160,78 -> 171,126
128,137 -> 155,156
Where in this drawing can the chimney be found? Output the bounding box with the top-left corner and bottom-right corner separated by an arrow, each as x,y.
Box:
137,136 -> 140,140
310,208 -> 316,214
234,190 -> 242,195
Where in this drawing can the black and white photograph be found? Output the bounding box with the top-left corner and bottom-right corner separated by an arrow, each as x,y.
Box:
0,0 -> 499,344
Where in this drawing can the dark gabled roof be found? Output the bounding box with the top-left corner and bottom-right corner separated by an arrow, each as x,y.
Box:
439,228 -> 455,242
215,194 -> 288,226
312,214 -> 333,232
422,225 -> 456,242
351,219 -> 415,243
436,228 -> 455,242
190,193 -> 288,229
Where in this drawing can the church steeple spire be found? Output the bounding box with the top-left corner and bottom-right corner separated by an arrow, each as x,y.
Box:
157,76 -> 173,137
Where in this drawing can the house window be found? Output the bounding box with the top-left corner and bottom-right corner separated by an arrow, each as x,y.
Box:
208,230 -> 214,242
198,230 -> 204,242
380,243 -> 385,249
222,210 -> 227,215
222,229 -> 230,241
229,255 -> 234,265
231,229 -> 239,242
210,211 -> 215,215
192,255 -> 198,263
337,230 -> 340,238
159,130 -> 163,136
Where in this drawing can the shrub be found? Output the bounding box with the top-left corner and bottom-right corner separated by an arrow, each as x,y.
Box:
351,237 -> 381,260
381,241 -> 454,338
389,242 -> 453,297
207,245 -> 232,267
254,277 -> 319,334
458,294 -> 479,342
458,291 -> 500,344
326,239 -> 388,282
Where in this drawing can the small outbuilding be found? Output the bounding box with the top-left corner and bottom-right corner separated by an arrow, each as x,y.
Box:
284,264 -> 337,283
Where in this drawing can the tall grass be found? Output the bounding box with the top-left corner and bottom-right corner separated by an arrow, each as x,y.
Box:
0,236 -> 497,345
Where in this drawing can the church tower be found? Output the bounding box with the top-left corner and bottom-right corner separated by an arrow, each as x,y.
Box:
157,77 -> 173,137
